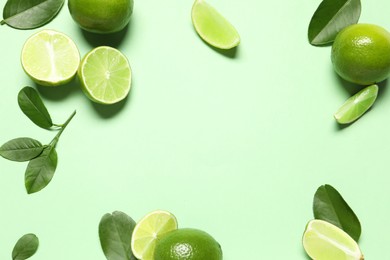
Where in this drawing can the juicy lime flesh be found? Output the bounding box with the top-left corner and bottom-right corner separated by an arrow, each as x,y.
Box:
334,84 -> 378,124
331,24 -> 390,85
68,0 -> 133,33
131,210 -> 178,260
191,0 -> 240,49
79,46 -> 131,104
154,228 -> 223,260
21,30 -> 80,86
303,220 -> 363,260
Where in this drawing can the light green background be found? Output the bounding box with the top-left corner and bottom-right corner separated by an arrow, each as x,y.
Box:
1,0 -> 390,259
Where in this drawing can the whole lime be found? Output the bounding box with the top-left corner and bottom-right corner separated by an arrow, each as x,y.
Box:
68,0 -> 133,34
154,228 -> 223,260
331,23 -> 390,85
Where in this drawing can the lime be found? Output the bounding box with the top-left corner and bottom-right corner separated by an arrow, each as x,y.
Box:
78,46 -> 132,105
303,219 -> 364,260
21,29 -> 80,87
68,0 -> 134,34
154,228 -> 223,260
334,84 -> 378,124
191,0 -> 240,49
131,210 -> 178,260
331,23 -> 390,85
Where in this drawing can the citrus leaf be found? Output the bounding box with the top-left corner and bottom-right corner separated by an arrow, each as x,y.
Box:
313,184 -> 361,241
12,233 -> 39,260
25,145 -> 57,194
99,211 -> 137,260
308,0 -> 361,45
0,137 -> 43,162
18,87 -> 53,129
1,0 -> 64,29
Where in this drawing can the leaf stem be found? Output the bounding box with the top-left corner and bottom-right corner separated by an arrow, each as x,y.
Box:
49,110 -> 76,147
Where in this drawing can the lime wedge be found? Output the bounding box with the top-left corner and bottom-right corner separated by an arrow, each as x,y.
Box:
131,210 -> 178,260
78,46 -> 132,105
334,84 -> 378,124
191,0 -> 240,49
21,30 -> 80,87
303,219 -> 364,260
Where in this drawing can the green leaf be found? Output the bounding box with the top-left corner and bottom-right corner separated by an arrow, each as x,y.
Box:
12,233 -> 39,260
99,211 -> 137,260
0,137 -> 43,162
313,184 -> 361,241
308,0 -> 361,45
25,145 -> 57,194
18,87 -> 53,129
1,0 -> 64,29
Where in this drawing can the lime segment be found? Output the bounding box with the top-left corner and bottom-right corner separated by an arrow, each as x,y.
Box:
21,29 -> 80,87
131,210 -> 178,260
334,84 -> 378,124
303,219 -> 364,260
191,0 -> 240,49
78,46 -> 132,105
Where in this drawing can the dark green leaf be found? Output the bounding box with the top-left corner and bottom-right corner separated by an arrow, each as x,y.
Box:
308,0 -> 361,45
0,137 -> 43,162
25,145 -> 57,194
1,0 -> 64,29
18,87 -> 53,129
313,184 -> 361,241
99,211 -> 137,260
12,233 -> 39,260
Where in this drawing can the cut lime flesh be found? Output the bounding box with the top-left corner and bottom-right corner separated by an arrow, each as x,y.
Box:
303,219 -> 364,260
21,29 -> 80,86
191,0 -> 240,49
131,210 -> 178,260
78,46 -> 131,105
334,84 -> 378,124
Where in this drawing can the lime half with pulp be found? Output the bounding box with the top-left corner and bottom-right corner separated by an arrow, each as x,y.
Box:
334,84 -> 378,124
21,29 -> 80,87
78,46 -> 132,105
191,0 -> 240,49
131,210 -> 178,260
303,219 -> 364,260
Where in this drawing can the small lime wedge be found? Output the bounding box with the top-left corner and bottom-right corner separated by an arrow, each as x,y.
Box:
191,0 -> 240,49
303,219 -> 364,260
78,46 -> 132,105
334,84 -> 378,124
21,29 -> 80,87
131,210 -> 178,260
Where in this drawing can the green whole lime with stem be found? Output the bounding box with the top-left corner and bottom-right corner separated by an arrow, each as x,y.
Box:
331,23 -> 390,85
154,228 -> 223,260
68,0 -> 134,34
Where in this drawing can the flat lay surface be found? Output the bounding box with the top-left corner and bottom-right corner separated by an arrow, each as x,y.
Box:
1,0 -> 390,259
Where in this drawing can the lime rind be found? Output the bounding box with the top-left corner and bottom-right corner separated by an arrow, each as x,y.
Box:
21,29 -> 80,87
131,210 -> 178,260
78,46 -> 132,105
191,0 -> 240,49
303,219 -> 364,260
334,84 -> 378,124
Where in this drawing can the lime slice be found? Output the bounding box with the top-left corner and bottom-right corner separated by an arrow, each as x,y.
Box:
191,0 -> 240,49
131,210 -> 178,260
21,29 -> 80,87
78,46 -> 132,105
303,219 -> 364,260
334,84 -> 378,124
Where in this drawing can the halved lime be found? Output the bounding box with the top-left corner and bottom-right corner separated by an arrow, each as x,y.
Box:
191,0 -> 240,49
303,219 -> 364,260
21,29 -> 80,87
334,84 -> 378,124
131,210 -> 178,260
78,46 -> 132,105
